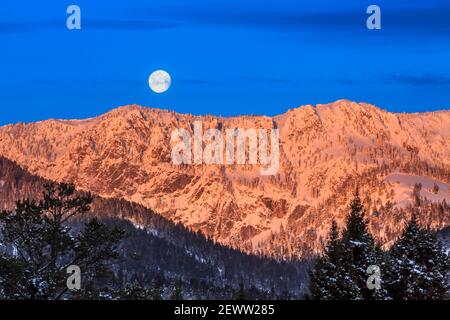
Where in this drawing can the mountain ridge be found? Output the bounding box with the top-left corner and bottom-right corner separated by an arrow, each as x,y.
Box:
3,99 -> 450,128
0,99 -> 449,258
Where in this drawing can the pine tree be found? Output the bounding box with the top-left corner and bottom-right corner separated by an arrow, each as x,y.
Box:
339,192 -> 389,300
0,182 -> 124,300
310,193 -> 390,300
309,220 -> 343,299
386,214 -> 449,300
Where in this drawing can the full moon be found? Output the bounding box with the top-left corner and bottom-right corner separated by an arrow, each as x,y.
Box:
148,70 -> 171,93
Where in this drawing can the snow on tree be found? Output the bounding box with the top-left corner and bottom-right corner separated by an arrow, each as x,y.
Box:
310,192 -> 390,300
386,214 -> 449,300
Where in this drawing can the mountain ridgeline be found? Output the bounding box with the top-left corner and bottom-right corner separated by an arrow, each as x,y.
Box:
0,100 -> 449,258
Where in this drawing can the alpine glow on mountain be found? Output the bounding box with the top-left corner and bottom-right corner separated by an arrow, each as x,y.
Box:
0,100 -> 448,258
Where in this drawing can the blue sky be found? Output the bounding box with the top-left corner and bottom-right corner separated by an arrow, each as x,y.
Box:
1,0 -> 450,125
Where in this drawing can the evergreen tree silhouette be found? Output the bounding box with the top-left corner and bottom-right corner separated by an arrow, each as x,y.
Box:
339,191 -> 389,300
309,192 -> 389,300
386,214 -> 449,300
309,220 -> 343,299
0,182 -> 124,300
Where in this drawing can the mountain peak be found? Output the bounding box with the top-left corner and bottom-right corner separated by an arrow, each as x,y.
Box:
101,99 -> 375,122
103,104 -> 147,117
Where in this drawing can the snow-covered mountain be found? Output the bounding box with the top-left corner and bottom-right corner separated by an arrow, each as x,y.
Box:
0,100 -> 449,257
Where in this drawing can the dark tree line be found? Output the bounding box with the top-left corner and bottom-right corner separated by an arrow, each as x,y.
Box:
310,192 -> 449,300
0,182 -> 308,300
0,180 -> 447,300
0,157 -> 310,299
0,183 -> 124,299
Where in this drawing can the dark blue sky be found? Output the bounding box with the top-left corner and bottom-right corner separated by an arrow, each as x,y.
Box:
1,0 -> 450,125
